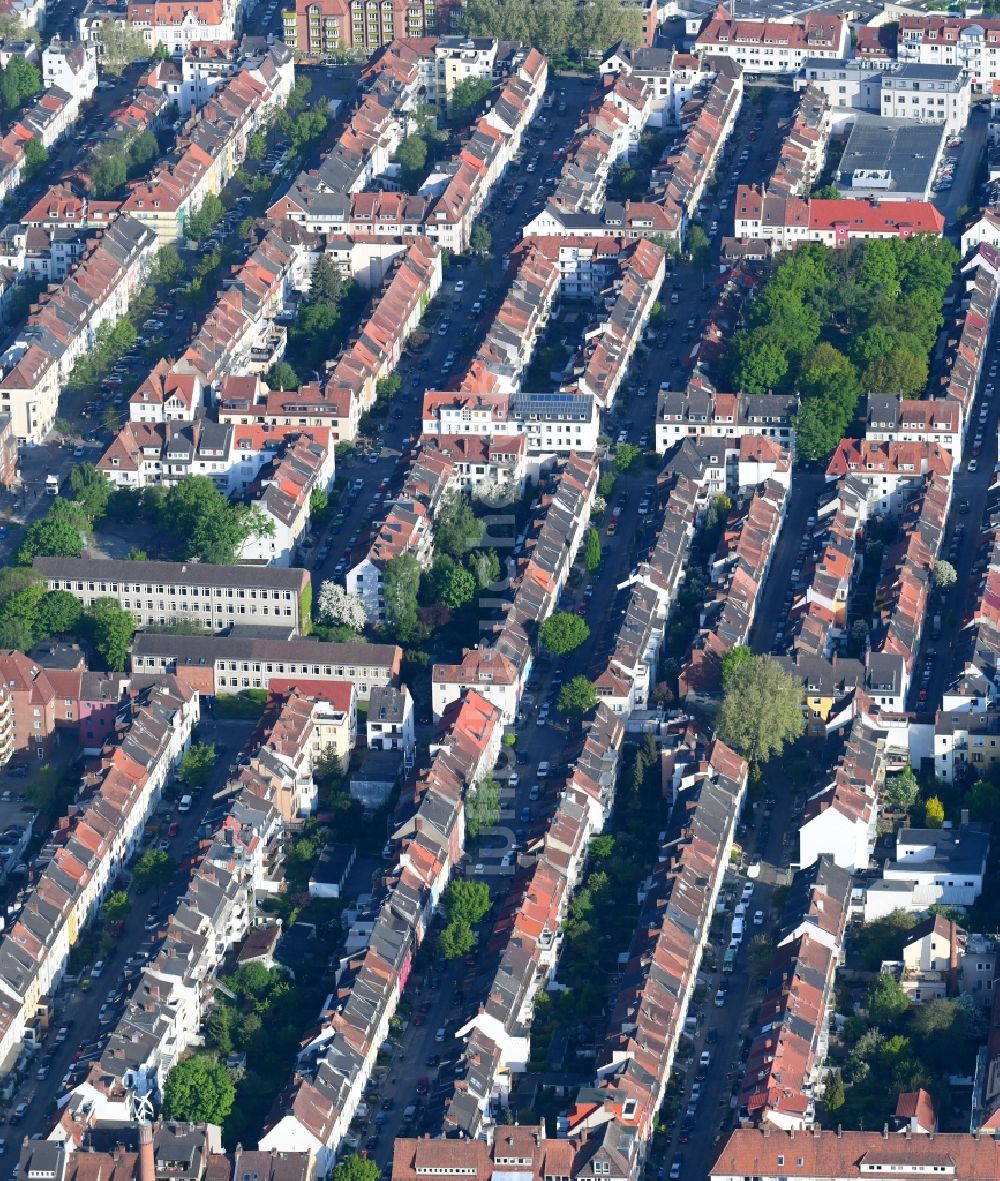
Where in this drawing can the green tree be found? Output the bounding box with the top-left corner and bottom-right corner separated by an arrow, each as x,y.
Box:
813,184 -> 840,199
867,972 -> 910,1026
863,347 -> 928,399
128,130 -> 158,171
310,487 -> 328,517
89,150 -> 127,198
614,442 -> 640,473
717,653 -> 804,768
309,254 -> 343,306
966,778 -> 1000,823
450,76 -> 492,118
178,742 -> 216,789
206,1005 -> 234,1056
97,20 -> 150,74
884,765 -> 920,812
102,891 -> 132,923
333,1157 -> 380,1181
187,193 -> 224,242
153,245 -> 185,286
0,55 -> 39,115
439,918 -> 476,959
687,223 -> 711,272
539,611 -> 590,656
443,878 -> 491,925
429,556 -> 477,609
22,136 -> 46,179
557,675 -> 598,718
470,549 -> 501,590
823,1072 -> 845,1111
159,476 -> 271,565
384,552 -> 422,641
734,337 -> 788,395
247,130 -> 267,161
465,775 -> 500,838
470,221 -> 492,260
162,1055 -> 236,1124
17,512 -> 84,564
266,361 -> 299,391
934,559 -> 957,591
0,582 -> 43,650
854,911 -> 919,971
434,492 -> 483,558
36,590 -> 82,638
396,133 -> 428,191
584,527 -> 602,573
83,598 -> 135,671
721,644 -> 753,687
924,795 -> 945,828
133,847 -> 175,892
69,463 -> 112,523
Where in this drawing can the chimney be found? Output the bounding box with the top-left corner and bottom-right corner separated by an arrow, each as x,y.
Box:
961,808 -> 970,828
138,1122 -> 155,1181
882,1125 -> 889,1140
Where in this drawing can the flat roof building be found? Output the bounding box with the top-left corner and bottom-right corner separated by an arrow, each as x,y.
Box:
34,557 -> 312,633
835,113 -> 947,200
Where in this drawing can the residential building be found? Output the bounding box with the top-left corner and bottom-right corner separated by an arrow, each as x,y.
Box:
655,371 -> 798,455
130,632 -> 401,701
366,683 -> 415,764
33,557 -> 313,633
825,439 -> 953,516
882,913 -> 997,1004
694,7 -> 849,74
710,1128 -> 1000,1180
282,0 -> 440,57
864,820 -> 990,920
897,14 -> 1000,90
866,394 -> 963,464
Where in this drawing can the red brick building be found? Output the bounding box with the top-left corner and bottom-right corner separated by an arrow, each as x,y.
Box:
282,0 -> 441,56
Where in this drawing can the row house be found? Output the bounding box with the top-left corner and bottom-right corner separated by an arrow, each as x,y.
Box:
739,856 -> 852,1131
423,48 -> 547,253
129,359 -> 205,425
768,84 -> 831,199
99,414 -> 333,495
463,244 -> 560,396
598,474 -> 701,717
433,453 -> 599,723
347,447 -> 450,621
0,679 -> 197,1072
571,237 -> 666,411
420,432 -> 529,494
599,45 -> 712,128
866,393 -> 963,464
20,184 -> 120,232
120,60 -> 291,245
238,432 -> 336,566
863,820 -> 990,921
788,475 -> 869,659
160,37 -> 294,116
0,224 -> 98,287
948,476 -> 1000,706
897,13 -> 1000,90
130,632 -> 401,702
825,438 -> 952,516
733,185 -> 946,251
513,234 -> 628,300
0,648 -> 84,765
652,54 -> 743,235
869,471 -> 949,696
80,0 -> 239,58
941,249 -> 999,438
444,707 -> 624,1136
550,75 -> 653,216
218,238 -> 441,442
258,690 -> 502,1172
693,6 -> 850,74
655,369 -> 798,455
71,716 -> 288,1120
680,479 -> 788,700
778,651 -> 907,736
712,1127 -> 1000,1180
591,740 -> 748,1167
798,708 -> 889,871
394,1126 -> 619,1181
0,215 -> 157,443
35,555 -> 312,633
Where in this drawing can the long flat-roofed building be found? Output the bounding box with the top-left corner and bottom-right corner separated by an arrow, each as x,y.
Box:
33,557 -> 312,633
130,630 -> 401,701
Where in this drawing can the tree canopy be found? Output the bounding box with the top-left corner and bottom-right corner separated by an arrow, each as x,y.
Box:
539,611 -> 590,656
332,1158 -> 380,1181
434,492 -> 483,558
162,1055 -> 236,1124
726,236 -> 957,462
158,476 -> 273,565
460,0 -> 643,54
83,598 -> 135,672
557,675 -> 598,718
717,653 -> 804,767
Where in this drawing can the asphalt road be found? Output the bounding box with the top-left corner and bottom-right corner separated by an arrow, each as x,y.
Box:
0,717 -> 256,1147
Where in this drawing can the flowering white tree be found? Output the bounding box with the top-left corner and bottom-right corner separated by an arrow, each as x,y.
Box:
317,581 -> 367,631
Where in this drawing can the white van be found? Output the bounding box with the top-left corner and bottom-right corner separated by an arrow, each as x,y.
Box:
731,917 -> 744,943
178,794 -> 193,813
537,761 -> 550,778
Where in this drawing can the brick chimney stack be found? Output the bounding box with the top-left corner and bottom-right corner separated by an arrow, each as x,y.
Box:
139,1122 -> 155,1181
